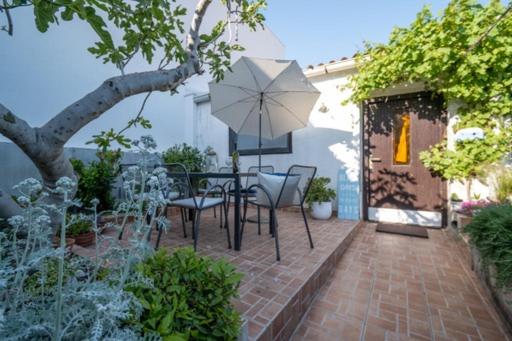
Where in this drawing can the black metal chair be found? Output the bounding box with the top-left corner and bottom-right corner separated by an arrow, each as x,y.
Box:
225,165 -> 274,234
241,165 -> 317,261
159,163 -> 231,251
197,166 -> 232,228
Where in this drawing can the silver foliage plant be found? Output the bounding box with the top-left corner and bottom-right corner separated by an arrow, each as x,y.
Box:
0,135 -> 170,340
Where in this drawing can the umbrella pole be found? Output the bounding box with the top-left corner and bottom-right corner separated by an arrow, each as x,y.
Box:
258,93 -> 263,171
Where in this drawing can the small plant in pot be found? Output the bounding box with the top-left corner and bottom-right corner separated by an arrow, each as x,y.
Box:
66,214 -> 96,247
450,192 -> 463,211
306,177 -> 336,220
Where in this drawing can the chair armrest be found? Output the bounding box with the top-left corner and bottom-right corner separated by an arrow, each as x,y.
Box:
245,184 -> 276,210
199,184 -> 227,208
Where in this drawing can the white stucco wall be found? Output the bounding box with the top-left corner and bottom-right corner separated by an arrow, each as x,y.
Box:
192,68 -> 362,209
0,1 -> 285,150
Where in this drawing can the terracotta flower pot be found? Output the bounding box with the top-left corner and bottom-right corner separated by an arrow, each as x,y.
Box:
52,237 -> 75,251
72,231 -> 96,247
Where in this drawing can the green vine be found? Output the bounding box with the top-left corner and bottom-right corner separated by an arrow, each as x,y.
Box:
346,0 -> 512,189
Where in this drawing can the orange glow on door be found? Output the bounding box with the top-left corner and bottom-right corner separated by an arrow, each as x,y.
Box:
394,114 -> 410,164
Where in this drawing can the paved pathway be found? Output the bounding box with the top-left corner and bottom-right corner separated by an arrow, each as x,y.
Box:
292,224 -> 511,340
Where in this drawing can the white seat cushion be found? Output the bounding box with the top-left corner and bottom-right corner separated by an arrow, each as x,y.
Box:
256,173 -> 300,208
170,196 -> 224,209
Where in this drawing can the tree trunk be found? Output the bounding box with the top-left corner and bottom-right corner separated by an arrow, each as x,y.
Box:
0,0 -> 214,225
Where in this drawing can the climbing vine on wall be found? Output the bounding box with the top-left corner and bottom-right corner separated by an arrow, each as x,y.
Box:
346,0 -> 512,185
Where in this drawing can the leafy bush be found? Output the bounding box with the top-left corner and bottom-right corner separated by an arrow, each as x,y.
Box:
306,176 -> 336,206
126,248 -> 243,340
66,214 -> 93,237
23,258 -> 77,296
494,168 -> 512,204
71,149 -> 121,211
465,204 -> 512,287
162,143 -> 206,172
0,136 -> 169,340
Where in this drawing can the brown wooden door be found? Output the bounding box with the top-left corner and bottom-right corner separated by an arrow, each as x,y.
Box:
363,92 -> 447,226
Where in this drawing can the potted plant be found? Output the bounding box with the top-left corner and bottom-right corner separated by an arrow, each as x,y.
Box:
66,215 -> 95,247
450,192 -> 463,210
306,177 -> 336,220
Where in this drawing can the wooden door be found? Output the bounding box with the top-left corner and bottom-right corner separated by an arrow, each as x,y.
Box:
363,92 -> 447,227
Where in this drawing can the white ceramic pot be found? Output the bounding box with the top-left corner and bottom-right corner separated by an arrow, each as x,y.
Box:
311,201 -> 332,220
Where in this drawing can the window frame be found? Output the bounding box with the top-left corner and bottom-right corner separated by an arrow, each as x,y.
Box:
228,129 -> 293,156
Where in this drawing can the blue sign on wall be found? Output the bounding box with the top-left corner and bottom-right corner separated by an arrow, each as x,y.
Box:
337,168 -> 360,221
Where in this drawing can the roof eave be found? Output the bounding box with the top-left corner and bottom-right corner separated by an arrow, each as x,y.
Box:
304,58 -> 357,78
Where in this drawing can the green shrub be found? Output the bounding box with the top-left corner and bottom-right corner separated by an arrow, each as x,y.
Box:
24,258 -> 76,296
66,215 -> 93,237
162,143 -> 206,172
465,204 -> 512,287
126,248 -> 243,340
71,149 -> 121,211
306,176 -> 336,206
495,170 -> 512,204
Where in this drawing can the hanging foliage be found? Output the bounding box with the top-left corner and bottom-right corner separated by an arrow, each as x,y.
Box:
346,0 -> 512,183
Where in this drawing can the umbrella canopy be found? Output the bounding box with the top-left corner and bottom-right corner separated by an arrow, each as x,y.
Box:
208,57 -> 320,140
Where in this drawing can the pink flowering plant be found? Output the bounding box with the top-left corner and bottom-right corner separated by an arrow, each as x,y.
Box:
457,200 -> 492,216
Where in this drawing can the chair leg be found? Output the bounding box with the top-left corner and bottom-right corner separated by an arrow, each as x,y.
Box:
219,202 -> 223,229
213,206 -> 217,218
146,209 -> 153,242
241,199 -> 249,245
272,209 -> 280,261
180,208 -> 187,238
155,224 -> 163,250
222,202 -> 232,249
301,204 -> 314,249
193,210 -> 202,251
257,206 -> 262,235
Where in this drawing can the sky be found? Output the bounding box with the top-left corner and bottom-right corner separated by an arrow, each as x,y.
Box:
264,0 -> 451,67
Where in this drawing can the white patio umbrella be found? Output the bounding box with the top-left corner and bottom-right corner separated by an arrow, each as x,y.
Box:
208,57 -> 320,169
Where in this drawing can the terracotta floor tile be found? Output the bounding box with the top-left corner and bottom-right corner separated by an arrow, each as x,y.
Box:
291,224 -> 511,341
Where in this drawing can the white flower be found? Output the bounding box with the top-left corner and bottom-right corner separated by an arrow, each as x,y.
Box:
147,176 -> 159,188
16,195 -> 30,206
7,215 -> 24,228
55,177 -> 76,193
140,135 -> 157,150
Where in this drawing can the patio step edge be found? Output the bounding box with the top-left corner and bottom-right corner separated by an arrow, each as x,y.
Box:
255,220 -> 364,341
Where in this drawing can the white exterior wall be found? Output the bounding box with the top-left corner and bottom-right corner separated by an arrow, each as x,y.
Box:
192,68 -> 362,209
0,1 -> 285,150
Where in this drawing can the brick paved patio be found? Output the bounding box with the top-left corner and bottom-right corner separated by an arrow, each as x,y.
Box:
291,223 -> 512,341
74,208 -> 360,340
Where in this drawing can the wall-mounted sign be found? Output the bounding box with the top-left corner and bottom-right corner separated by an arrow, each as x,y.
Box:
454,127 -> 485,142
337,168 -> 360,221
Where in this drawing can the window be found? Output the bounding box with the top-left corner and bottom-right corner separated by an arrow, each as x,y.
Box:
393,113 -> 410,165
229,130 -> 292,156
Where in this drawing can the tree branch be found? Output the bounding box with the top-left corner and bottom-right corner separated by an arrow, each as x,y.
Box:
1,0 -> 13,36
0,103 -> 38,151
186,0 -> 212,72
42,64 -> 190,145
41,0 -> 214,146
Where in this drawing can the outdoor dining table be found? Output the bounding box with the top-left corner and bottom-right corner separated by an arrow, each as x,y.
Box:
177,171 -> 257,251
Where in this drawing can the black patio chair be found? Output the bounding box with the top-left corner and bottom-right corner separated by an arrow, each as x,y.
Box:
159,163 -> 231,251
241,165 -> 317,261
225,165 -> 275,234
197,166 -> 232,228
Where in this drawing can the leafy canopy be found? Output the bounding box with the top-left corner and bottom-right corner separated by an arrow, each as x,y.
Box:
347,0 -> 512,181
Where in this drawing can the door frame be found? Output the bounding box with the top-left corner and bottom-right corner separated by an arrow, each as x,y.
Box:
361,91 -> 448,226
